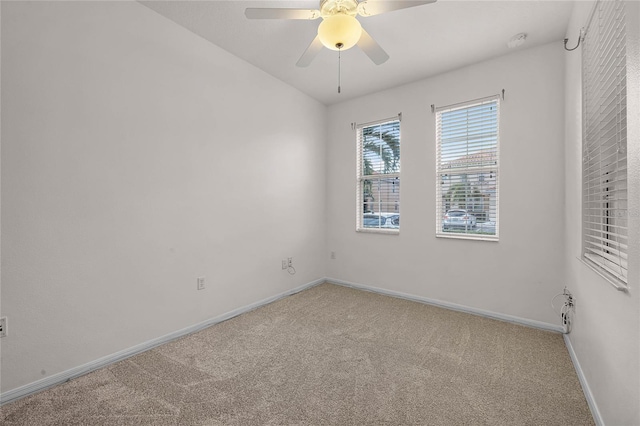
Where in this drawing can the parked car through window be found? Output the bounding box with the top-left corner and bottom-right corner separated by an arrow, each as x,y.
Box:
443,209 -> 476,230
363,213 -> 399,229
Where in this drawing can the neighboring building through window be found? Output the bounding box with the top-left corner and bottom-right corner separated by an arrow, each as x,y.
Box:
582,0 -> 628,288
356,118 -> 401,233
436,96 -> 500,240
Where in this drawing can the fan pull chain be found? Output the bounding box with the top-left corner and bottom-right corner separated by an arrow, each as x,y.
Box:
337,43 -> 343,94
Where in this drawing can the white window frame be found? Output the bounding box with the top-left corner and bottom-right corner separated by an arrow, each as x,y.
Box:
435,96 -> 500,241
356,116 -> 401,234
581,0 -> 629,290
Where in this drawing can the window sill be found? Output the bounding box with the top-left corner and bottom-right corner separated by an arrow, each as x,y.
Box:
356,228 -> 400,235
576,256 -> 629,292
436,233 -> 498,242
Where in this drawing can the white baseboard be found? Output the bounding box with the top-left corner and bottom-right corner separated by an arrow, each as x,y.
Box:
563,334 -> 603,426
0,278 -> 324,406
326,277 -> 564,333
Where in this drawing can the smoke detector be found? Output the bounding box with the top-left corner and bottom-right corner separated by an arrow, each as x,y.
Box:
507,33 -> 527,48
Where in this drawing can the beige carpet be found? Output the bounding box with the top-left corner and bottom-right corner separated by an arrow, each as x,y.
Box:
1,283 -> 593,425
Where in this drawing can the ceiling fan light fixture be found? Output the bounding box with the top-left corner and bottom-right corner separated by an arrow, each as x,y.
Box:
317,14 -> 362,51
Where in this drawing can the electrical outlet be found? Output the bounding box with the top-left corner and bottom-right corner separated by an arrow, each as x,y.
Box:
197,277 -> 205,291
287,257 -> 293,267
282,260 -> 287,269
0,317 -> 7,338
330,251 -> 336,259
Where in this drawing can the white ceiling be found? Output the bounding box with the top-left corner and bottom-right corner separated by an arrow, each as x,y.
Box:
141,0 -> 575,105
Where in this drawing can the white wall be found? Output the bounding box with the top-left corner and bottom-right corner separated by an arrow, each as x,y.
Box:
563,2 -> 640,425
2,2 -> 637,422
326,42 -> 566,325
0,1 -> 326,393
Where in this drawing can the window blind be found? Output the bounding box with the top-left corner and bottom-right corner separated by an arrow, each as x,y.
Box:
436,97 -> 500,239
582,0 -> 628,287
356,118 -> 401,232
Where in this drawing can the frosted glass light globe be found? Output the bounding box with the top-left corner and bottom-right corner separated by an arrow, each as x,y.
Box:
318,14 -> 362,51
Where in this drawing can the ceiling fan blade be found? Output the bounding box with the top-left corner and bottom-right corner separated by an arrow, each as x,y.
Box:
357,29 -> 389,65
296,36 -> 324,67
357,0 -> 436,17
245,8 -> 321,20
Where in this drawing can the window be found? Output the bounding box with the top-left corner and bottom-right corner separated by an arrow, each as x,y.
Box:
582,0 -> 628,288
436,97 -> 500,240
356,118 -> 401,233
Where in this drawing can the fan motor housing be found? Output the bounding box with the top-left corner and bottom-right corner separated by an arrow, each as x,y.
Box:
320,0 -> 359,17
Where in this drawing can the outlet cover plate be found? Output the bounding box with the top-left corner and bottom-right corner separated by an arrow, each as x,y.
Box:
197,277 -> 205,291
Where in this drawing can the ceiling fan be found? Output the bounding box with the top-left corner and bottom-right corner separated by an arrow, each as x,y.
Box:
245,0 -> 436,67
